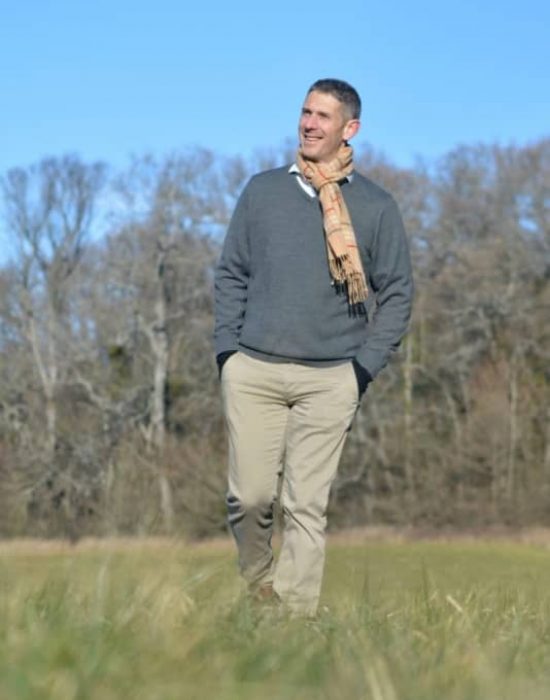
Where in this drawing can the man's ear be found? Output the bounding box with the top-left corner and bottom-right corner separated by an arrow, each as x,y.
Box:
343,119 -> 360,141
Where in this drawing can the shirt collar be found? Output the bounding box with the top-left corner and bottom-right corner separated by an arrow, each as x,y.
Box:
288,163 -> 354,182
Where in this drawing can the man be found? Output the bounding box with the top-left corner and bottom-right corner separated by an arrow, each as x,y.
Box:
214,79 -> 413,615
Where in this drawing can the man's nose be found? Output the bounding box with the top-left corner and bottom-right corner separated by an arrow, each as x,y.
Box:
303,114 -> 319,130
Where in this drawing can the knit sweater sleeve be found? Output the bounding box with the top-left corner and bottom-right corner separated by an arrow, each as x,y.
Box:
355,196 -> 414,379
213,183 -> 251,356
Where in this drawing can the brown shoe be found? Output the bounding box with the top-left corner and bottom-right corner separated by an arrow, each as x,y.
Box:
250,582 -> 281,605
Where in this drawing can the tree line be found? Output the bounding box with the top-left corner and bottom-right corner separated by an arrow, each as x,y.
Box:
0,140 -> 548,539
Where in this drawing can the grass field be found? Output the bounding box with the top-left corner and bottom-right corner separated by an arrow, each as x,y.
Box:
2,534 -> 550,700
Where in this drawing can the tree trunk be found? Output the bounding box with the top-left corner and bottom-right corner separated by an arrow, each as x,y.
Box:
507,350 -> 519,501
402,335 -> 416,511
148,242 -> 174,532
26,306 -> 57,461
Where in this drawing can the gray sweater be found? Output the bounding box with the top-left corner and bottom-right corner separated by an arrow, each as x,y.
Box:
214,166 -> 414,380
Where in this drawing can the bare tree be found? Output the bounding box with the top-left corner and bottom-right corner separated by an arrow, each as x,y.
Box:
0,156 -> 106,536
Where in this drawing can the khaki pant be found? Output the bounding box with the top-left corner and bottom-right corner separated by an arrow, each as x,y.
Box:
221,352 -> 359,614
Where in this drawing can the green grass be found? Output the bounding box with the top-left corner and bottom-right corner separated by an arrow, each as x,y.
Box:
2,537 -> 550,699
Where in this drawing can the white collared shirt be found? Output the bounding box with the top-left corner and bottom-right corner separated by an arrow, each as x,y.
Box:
288,163 -> 353,198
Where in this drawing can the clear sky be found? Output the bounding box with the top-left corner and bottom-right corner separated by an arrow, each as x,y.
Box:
0,0 -> 549,175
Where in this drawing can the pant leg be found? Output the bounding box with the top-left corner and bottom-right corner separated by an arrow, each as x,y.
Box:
221,352 -> 289,589
273,362 -> 359,614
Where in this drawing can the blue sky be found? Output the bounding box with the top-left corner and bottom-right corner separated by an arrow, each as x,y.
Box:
0,0 -> 549,175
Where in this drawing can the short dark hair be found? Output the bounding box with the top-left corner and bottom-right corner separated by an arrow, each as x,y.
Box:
307,79 -> 361,120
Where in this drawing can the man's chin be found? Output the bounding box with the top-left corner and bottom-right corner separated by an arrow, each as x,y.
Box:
299,149 -> 320,163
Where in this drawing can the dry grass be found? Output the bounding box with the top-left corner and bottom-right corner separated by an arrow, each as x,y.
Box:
4,524 -> 550,555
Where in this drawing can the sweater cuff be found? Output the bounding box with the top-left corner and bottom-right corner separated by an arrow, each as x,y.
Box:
352,358 -> 373,396
216,350 -> 237,378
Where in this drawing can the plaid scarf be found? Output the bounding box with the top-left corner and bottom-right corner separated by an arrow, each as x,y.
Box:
297,144 -> 368,306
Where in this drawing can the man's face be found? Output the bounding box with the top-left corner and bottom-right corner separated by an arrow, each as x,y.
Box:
298,90 -> 360,163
